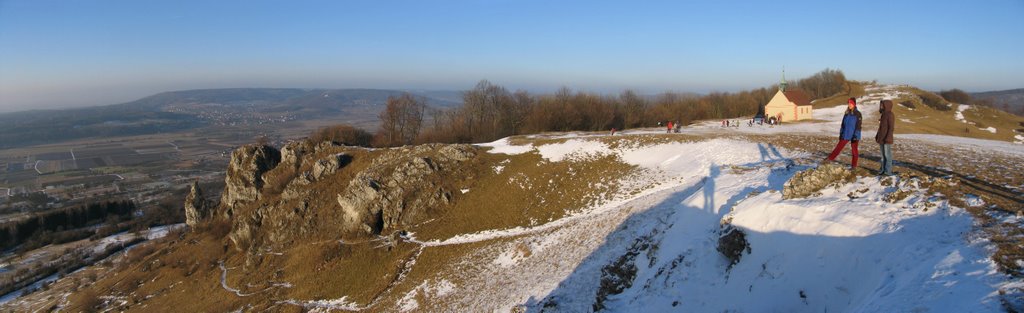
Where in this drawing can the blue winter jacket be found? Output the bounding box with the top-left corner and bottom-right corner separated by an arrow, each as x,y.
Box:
839,109 -> 863,141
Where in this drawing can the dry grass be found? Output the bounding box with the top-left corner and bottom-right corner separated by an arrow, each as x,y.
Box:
811,81 -> 867,109
409,143 -> 633,241
890,86 -> 1024,142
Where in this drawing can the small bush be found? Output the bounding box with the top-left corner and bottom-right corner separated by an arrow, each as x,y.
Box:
899,101 -> 916,109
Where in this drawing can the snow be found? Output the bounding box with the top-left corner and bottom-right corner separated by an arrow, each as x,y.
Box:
91,224 -> 185,254
983,126 -> 997,133
1016,134 -> 1024,144
899,134 -> 1024,157
398,132 -> 1018,311
963,194 -> 986,207
535,139 -> 611,162
532,144 -> 1004,312
956,104 -> 970,122
477,138 -> 533,155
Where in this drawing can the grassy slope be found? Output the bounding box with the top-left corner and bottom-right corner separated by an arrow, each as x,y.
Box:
888,86 -> 1024,142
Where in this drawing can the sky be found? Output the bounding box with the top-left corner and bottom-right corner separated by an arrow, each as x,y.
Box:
1,0 -> 1022,112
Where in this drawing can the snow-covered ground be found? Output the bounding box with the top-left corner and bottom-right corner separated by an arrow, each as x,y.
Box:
379,133 -> 1021,312
898,134 -> 1024,157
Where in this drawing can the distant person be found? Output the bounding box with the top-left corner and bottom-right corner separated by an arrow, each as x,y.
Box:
875,99 -> 895,176
610,128 -> 617,136
667,121 -> 673,133
826,97 -> 863,169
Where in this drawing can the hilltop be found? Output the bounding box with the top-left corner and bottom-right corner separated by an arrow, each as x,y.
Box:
4,82 -> 1023,312
2,83 -> 1023,312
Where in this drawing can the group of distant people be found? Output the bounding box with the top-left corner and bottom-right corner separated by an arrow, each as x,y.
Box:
825,97 -> 895,176
610,97 -> 897,176
664,121 -> 682,133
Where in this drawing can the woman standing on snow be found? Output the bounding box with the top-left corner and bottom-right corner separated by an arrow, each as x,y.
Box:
875,99 -> 895,175
826,97 -> 862,169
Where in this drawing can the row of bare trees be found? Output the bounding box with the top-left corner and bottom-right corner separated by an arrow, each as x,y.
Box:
314,69 -> 848,147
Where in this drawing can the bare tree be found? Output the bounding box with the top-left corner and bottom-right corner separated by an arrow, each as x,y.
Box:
377,93 -> 426,147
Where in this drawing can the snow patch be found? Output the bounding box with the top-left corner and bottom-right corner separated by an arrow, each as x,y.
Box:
478,138 -> 533,155
899,134 -> 1024,157
963,194 -> 985,207
955,104 -> 970,123
535,139 -> 611,162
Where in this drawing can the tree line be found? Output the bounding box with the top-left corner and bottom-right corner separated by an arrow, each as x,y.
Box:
310,68 -> 849,147
0,200 -> 136,251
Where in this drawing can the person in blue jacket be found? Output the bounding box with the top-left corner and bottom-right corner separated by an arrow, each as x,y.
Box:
826,97 -> 863,168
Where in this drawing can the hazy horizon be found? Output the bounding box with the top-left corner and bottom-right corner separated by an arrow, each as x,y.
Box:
2,0 -> 1022,113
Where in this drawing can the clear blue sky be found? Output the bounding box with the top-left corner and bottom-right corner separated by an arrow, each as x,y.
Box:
1,0 -> 1022,112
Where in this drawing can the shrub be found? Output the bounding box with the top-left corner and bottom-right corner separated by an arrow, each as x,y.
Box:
918,91 -> 951,111
939,88 -> 971,104
309,124 -> 373,147
899,101 -> 916,109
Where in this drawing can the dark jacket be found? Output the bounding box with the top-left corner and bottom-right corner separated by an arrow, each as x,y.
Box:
875,100 -> 895,144
839,108 -> 862,141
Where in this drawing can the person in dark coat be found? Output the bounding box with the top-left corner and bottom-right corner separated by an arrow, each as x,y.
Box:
826,97 -> 863,169
875,99 -> 895,175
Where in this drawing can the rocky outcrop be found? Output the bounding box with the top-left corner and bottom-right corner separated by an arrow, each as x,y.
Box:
219,140 -> 477,252
279,141 -> 312,171
312,153 -> 350,180
782,163 -> 854,199
337,144 -> 476,235
184,181 -> 210,228
220,144 -> 281,217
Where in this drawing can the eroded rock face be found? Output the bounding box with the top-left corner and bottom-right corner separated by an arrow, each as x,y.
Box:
782,162 -> 854,199
220,141 -> 477,252
184,181 -> 210,228
220,144 -> 281,216
337,144 -> 475,235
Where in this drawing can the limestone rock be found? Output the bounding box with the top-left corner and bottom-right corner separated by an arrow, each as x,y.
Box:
184,181 -> 210,228
311,153 -> 351,180
279,141 -> 311,171
782,162 -> 854,199
220,144 -> 281,216
336,144 -> 476,234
